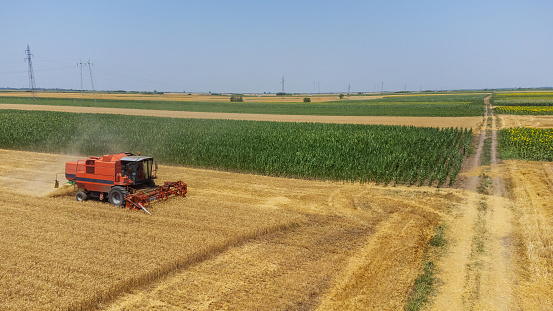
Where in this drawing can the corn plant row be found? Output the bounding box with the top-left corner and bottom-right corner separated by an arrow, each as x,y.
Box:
0,110 -> 472,186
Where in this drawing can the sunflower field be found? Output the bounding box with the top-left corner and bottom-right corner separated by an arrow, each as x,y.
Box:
494,106 -> 553,115
499,127 -> 553,161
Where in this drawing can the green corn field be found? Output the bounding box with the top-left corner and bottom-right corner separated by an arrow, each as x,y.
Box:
0,110 -> 472,186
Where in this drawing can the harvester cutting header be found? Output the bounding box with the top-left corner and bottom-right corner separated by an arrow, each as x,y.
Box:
56,152 -> 187,214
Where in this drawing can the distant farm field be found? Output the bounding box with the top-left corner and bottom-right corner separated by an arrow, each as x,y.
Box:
0,92 -> 488,117
498,115 -> 553,129
0,91 -> 350,103
0,90 -> 488,103
494,106 -> 553,115
493,91 -> 553,129
492,91 -> 553,106
493,92 -> 553,115
0,103 -> 483,129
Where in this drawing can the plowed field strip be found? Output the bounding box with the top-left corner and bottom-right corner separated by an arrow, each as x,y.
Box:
0,103 -> 481,128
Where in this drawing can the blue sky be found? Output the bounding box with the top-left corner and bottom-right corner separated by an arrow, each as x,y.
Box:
1,0 -> 552,93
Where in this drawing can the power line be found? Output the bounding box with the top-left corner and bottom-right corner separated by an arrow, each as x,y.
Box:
77,61 -> 84,97
35,65 -> 75,72
312,81 -> 321,94
93,64 -> 185,90
86,60 -> 96,101
0,65 -> 75,75
24,45 -> 37,98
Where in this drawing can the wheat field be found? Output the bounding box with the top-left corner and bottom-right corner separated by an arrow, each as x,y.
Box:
0,149 -> 457,310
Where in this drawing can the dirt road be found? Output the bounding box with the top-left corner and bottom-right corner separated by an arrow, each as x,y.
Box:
0,103 -> 482,128
428,96 -> 520,310
476,98 -> 515,309
428,97 -> 490,310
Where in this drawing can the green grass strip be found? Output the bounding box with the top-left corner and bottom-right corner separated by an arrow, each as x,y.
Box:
406,261 -> 437,311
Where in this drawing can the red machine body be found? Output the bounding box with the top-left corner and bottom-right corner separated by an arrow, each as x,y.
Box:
62,152 -> 186,213
65,153 -> 154,193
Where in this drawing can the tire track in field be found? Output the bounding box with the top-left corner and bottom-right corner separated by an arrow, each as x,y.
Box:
474,96 -> 516,309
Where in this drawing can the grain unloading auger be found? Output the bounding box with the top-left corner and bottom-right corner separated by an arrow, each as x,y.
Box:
56,153 -> 187,214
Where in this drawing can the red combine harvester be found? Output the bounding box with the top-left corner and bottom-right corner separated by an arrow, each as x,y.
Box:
56,153 -> 187,214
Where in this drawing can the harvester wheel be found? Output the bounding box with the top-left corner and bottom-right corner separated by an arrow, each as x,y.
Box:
76,191 -> 89,202
108,187 -> 129,207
